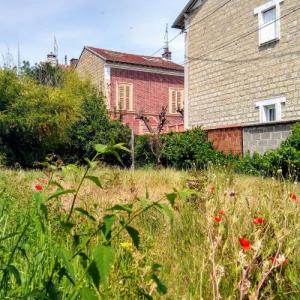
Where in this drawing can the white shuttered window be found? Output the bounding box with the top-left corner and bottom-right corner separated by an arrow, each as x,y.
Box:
117,83 -> 132,111
169,89 -> 184,114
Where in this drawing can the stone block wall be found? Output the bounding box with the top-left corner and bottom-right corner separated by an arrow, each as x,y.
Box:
186,0 -> 300,129
243,122 -> 293,155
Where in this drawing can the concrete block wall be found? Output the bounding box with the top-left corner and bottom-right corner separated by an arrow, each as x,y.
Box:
243,123 -> 293,155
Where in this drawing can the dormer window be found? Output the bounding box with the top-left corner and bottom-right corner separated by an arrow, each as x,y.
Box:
254,0 -> 284,46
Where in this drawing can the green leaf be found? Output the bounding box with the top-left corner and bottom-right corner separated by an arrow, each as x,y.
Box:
102,215 -> 116,239
125,226 -> 140,249
79,287 -> 98,300
46,281 -> 60,300
166,193 -> 177,207
75,207 -> 96,222
60,222 -> 75,233
108,204 -> 133,214
113,143 -> 131,153
94,144 -> 109,154
57,247 -> 75,282
152,274 -> 167,295
85,176 -> 102,188
48,189 -> 75,200
87,261 -> 100,287
49,180 -> 64,189
151,263 -> 162,272
93,245 -> 115,286
40,203 -> 48,220
34,191 -> 45,203
158,204 -> 174,224
7,265 -> 21,285
84,158 -> 97,169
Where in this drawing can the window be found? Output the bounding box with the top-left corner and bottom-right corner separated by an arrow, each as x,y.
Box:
169,89 -> 184,114
254,0 -> 283,45
117,83 -> 132,111
256,97 -> 286,123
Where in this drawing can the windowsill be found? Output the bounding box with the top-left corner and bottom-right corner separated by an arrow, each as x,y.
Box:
259,38 -> 279,48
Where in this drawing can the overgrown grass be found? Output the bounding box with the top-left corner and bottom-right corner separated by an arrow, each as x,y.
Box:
0,166 -> 300,299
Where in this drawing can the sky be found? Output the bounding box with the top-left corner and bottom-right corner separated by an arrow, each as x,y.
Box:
0,0 -> 187,67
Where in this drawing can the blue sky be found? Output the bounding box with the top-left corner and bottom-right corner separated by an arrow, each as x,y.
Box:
0,0 -> 187,67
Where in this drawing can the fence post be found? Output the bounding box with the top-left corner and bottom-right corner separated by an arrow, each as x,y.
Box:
131,128 -> 135,170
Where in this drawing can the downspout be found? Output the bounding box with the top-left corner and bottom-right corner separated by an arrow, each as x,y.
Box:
184,14 -> 190,130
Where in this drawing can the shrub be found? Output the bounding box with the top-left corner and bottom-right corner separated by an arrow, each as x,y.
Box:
136,128 -> 229,169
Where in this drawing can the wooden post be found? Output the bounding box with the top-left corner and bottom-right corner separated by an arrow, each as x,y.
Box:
131,129 -> 135,170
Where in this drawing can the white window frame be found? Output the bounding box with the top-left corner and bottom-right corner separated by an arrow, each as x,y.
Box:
254,0 -> 284,46
256,97 -> 286,123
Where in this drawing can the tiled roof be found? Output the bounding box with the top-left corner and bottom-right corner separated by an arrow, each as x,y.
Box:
86,47 -> 184,72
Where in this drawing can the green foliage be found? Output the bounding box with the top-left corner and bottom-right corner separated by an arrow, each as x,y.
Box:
0,69 -> 130,167
0,143 -> 172,299
235,123 -> 300,178
136,128 -> 229,169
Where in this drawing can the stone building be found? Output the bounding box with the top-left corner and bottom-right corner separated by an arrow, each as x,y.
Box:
75,47 -> 184,134
173,0 -> 300,155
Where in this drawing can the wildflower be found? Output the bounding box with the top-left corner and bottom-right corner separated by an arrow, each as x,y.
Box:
120,241 -> 133,252
289,192 -> 298,201
214,215 -> 222,223
271,254 -> 288,266
35,184 -> 43,191
208,184 -> 215,193
219,209 -> 225,215
239,237 -> 251,251
39,178 -> 47,184
253,217 -> 266,225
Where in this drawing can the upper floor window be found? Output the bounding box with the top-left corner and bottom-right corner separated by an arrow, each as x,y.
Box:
254,0 -> 284,46
256,97 -> 286,123
169,89 -> 184,114
117,83 -> 133,111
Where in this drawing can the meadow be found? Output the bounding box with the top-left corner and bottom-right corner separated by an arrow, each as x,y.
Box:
0,162 -> 300,299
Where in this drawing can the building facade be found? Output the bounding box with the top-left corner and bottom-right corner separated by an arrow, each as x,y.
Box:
173,0 -> 300,155
75,47 -> 184,134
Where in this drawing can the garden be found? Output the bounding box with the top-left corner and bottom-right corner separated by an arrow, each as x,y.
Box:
0,66 -> 299,299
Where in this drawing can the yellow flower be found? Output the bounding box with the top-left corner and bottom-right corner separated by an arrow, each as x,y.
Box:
120,241 -> 134,252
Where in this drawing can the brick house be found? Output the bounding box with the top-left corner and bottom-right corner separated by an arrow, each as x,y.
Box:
173,0 -> 300,155
75,47 -> 184,134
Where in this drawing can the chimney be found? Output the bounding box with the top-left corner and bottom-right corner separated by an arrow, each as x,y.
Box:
162,47 -> 172,60
47,52 -> 58,67
70,58 -> 79,68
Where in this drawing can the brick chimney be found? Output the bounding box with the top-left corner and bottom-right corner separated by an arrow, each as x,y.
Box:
70,58 -> 79,68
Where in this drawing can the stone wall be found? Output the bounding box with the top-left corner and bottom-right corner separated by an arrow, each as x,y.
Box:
186,0 -> 300,129
75,48 -> 105,93
243,122 -> 293,155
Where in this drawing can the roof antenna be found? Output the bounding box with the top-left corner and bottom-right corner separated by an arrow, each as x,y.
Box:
162,23 -> 172,60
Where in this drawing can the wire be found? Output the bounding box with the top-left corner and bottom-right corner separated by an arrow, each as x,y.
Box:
184,4 -> 300,64
150,0 -> 233,57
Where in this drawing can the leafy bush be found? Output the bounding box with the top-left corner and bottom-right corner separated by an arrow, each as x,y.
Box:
136,128 -> 229,169
0,69 -> 131,167
235,123 -> 300,178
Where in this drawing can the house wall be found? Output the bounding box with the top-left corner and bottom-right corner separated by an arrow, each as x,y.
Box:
75,48 -> 105,93
110,68 -> 184,134
186,0 -> 300,129
243,122 -> 293,154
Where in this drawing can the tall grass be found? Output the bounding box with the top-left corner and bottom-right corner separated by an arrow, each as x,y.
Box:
0,164 -> 299,299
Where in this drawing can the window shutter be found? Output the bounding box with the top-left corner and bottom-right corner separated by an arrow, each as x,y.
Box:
119,84 -> 125,110
171,90 -> 177,113
125,85 -> 130,110
177,91 -> 183,111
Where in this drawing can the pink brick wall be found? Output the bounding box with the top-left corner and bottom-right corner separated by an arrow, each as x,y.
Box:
110,68 -> 184,135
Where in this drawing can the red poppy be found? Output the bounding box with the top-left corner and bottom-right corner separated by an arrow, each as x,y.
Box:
253,217 -> 266,225
35,184 -> 43,191
239,237 -> 251,251
289,193 -> 298,201
219,210 -> 225,215
214,215 -> 222,223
